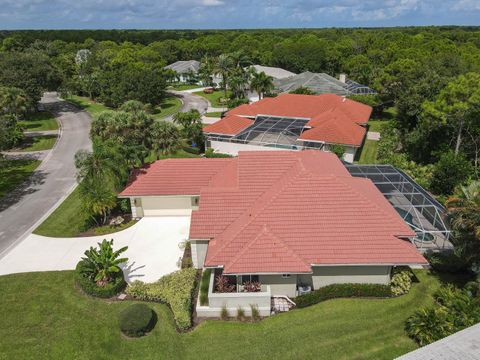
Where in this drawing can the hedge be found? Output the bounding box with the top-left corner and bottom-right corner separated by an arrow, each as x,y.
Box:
199,269 -> 211,306
295,283 -> 392,308
119,304 -> 156,337
74,260 -> 126,298
126,268 -> 197,330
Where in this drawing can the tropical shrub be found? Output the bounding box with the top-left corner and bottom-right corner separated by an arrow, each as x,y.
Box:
199,269 -> 211,306
236,307 -> 246,321
295,283 -> 392,308
74,260 -> 126,298
391,267 -> 413,296
426,252 -> 470,274
430,151 -> 473,195
215,275 -> 235,293
405,284 -> 480,345
242,281 -> 261,292
220,305 -> 229,320
119,304 -> 156,337
329,144 -> 346,158
80,239 -> 128,286
250,304 -> 261,321
126,268 -> 197,330
204,148 -> 232,158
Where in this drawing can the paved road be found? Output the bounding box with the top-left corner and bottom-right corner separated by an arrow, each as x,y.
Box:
0,92 -> 91,257
165,91 -> 209,122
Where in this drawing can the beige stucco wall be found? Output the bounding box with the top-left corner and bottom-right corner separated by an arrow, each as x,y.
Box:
191,240 -> 209,269
137,196 -> 194,216
259,274 -> 297,297
312,266 -> 392,289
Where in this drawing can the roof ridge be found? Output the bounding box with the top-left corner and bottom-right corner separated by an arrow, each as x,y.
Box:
224,224 -> 310,273
206,159 -> 306,264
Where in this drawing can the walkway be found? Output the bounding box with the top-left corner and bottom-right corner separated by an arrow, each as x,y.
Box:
0,92 -> 91,257
0,217 -> 190,283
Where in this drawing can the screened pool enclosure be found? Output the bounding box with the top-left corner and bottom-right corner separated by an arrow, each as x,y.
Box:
346,164 -> 452,251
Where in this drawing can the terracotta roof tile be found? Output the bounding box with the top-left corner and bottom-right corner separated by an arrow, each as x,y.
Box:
203,115 -> 254,136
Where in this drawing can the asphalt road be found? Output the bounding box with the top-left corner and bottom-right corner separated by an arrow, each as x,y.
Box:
165,91 -> 209,121
0,92 -> 91,257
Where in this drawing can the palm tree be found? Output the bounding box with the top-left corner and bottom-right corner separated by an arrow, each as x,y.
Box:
81,239 -> 128,286
250,71 -> 274,100
199,55 -> 214,87
0,86 -> 28,120
150,121 -> 181,159
214,54 -> 234,99
446,181 -> 480,266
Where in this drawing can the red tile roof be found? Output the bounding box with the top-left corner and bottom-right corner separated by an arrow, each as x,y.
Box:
202,115 -> 254,136
120,151 -> 427,272
204,94 -> 372,146
119,158 -> 233,196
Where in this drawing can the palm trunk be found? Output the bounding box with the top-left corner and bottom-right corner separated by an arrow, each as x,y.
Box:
455,118 -> 464,155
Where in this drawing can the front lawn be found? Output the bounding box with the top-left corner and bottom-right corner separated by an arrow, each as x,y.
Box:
204,111 -> 222,118
193,90 -> 230,108
0,159 -> 41,198
66,95 -> 111,119
19,111 -> 58,131
169,83 -> 202,91
153,95 -> 183,119
17,135 -> 57,152
0,270 -> 450,359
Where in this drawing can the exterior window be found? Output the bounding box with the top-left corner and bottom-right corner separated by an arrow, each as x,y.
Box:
282,274 -> 291,279
240,275 -> 259,283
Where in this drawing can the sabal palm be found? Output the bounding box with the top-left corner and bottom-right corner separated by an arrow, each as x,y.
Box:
81,239 -> 128,285
446,181 -> 480,236
150,120 -> 181,159
0,87 -> 28,120
250,71 -> 274,100
214,54 -> 234,99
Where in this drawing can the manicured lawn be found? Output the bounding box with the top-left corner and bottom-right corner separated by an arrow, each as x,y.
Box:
0,159 -> 41,198
19,112 -> 58,131
17,135 -> 57,152
358,140 -> 379,164
33,186 -> 89,237
66,95 -> 111,118
193,90 -> 230,108
169,83 -> 202,91
153,95 -> 183,119
0,270 -> 449,359
204,111 -> 222,118
368,120 -> 390,133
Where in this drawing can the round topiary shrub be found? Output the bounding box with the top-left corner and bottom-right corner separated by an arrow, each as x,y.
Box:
119,304 -> 156,337
75,260 -> 126,298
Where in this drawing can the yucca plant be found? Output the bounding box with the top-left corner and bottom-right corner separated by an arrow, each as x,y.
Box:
81,239 -> 128,286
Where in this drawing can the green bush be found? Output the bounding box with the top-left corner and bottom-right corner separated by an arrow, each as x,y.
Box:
74,260 -> 126,298
119,304 -> 156,337
204,148 -> 232,158
391,267 -> 414,296
295,283 -> 392,308
126,268 -> 197,330
427,252 -> 470,274
199,269 -> 211,306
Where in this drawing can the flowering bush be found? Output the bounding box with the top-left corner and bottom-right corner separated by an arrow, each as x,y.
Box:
391,267 -> 413,296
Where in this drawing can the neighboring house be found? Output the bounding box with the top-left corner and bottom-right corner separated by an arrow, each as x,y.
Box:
203,93 -> 372,163
274,71 -> 376,96
164,60 -> 200,83
250,65 -> 296,79
396,323 -> 480,360
119,151 -> 427,317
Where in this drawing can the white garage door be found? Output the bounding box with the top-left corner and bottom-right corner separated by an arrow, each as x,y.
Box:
141,196 -> 192,216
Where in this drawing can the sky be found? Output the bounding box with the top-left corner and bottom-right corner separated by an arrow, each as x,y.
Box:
0,0 -> 479,29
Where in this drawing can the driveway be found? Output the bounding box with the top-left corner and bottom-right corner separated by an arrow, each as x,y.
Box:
165,90 -> 209,122
0,92 -> 91,257
0,217 -> 191,283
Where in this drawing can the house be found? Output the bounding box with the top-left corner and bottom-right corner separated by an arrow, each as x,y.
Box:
250,65 -> 296,80
119,151 -> 427,317
203,93 -> 372,163
274,71 -> 376,96
164,60 -> 200,83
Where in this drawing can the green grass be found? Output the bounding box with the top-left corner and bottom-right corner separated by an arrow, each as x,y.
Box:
193,90 -> 230,108
0,270 -> 449,360
204,111 -> 222,118
19,112 -> 58,131
153,95 -> 183,119
0,159 -> 41,198
368,120 -> 390,133
66,95 -> 111,118
17,135 -> 57,152
169,83 -> 202,91
33,186 -> 89,237
358,140 -> 379,164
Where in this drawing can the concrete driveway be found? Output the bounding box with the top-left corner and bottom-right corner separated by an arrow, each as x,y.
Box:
164,90 -> 209,122
0,92 -> 91,256
0,217 -> 191,283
